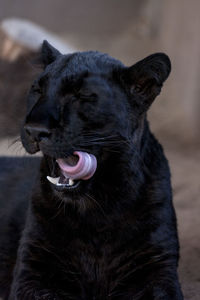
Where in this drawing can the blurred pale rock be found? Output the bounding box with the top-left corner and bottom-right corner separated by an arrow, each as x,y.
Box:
1,18 -> 75,55
0,28 -> 31,62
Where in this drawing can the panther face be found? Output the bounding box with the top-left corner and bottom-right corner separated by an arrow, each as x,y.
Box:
21,41 -> 170,194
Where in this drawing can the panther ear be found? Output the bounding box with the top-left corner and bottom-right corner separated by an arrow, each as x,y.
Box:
122,53 -> 171,113
41,40 -> 61,67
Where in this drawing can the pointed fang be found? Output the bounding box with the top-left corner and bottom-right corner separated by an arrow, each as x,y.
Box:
46,176 -> 60,185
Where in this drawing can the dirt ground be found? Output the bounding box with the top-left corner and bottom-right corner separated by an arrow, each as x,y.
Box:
166,146 -> 200,300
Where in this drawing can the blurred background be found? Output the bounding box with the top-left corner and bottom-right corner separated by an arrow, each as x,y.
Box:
0,0 -> 199,299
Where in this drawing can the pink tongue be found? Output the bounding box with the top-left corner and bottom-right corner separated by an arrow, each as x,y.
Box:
56,151 -> 97,180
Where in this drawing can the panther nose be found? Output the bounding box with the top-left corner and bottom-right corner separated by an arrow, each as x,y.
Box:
24,123 -> 52,141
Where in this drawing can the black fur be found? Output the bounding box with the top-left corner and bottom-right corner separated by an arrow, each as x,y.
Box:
0,41 -> 183,299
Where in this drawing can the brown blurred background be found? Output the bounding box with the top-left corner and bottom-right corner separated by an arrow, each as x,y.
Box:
0,0 -> 200,299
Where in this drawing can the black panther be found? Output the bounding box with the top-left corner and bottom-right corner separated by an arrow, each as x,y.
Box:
0,41 -> 183,299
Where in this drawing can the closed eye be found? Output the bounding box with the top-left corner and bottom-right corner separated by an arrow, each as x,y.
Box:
78,93 -> 97,101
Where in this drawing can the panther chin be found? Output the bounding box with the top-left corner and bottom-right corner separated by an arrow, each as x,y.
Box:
46,151 -> 97,191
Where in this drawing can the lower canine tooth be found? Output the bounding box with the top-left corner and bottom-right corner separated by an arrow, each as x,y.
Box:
69,179 -> 74,186
47,176 -> 60,185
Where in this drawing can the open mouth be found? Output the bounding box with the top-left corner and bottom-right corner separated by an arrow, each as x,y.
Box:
46,151 -> 97,191
47,174 -> 81,190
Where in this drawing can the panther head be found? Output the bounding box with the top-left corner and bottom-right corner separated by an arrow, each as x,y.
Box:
21,41 -> 171,195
